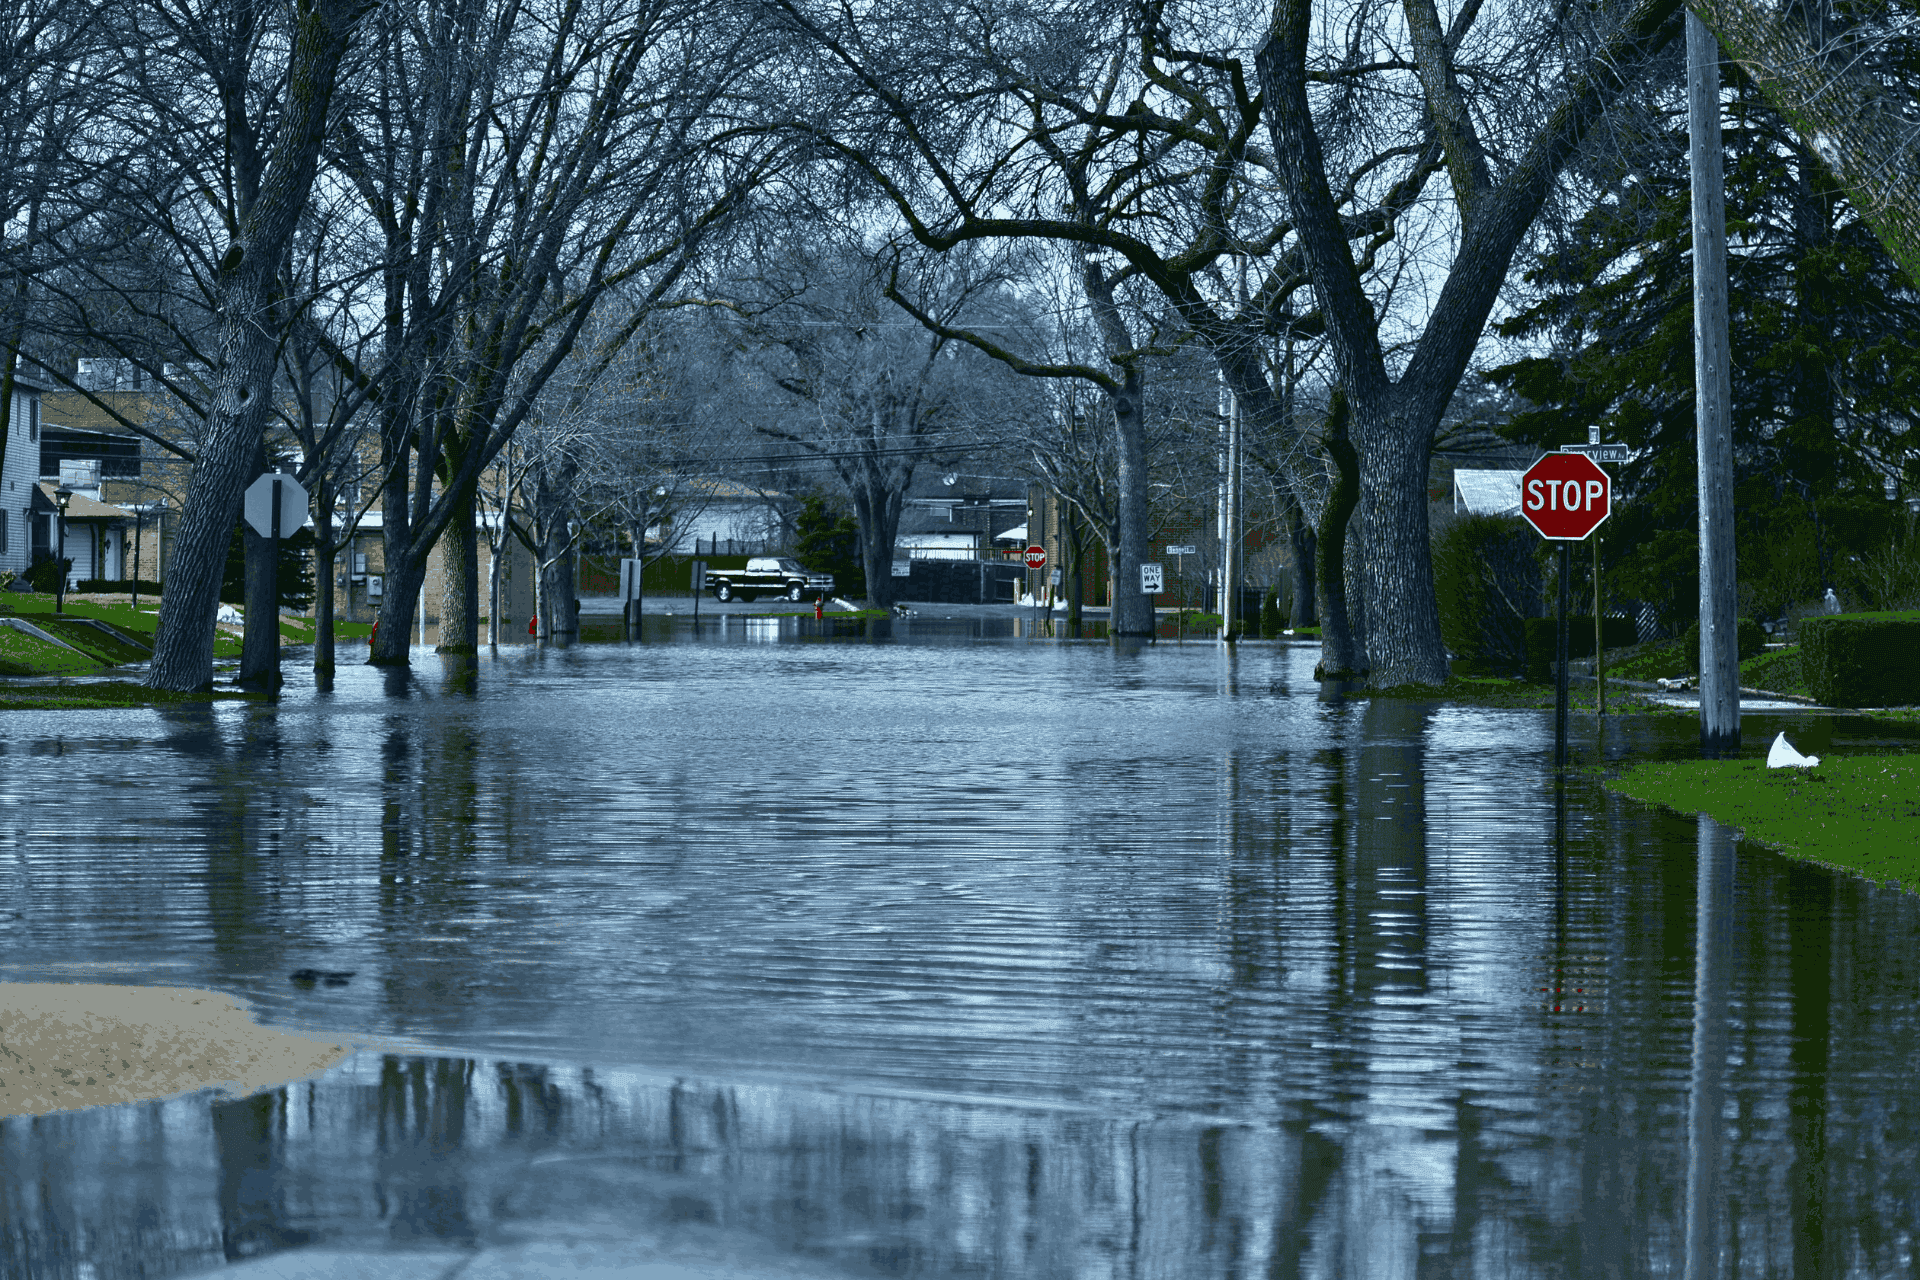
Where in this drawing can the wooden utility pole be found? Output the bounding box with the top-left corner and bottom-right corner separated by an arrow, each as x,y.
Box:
1218,377 -> 1241,643
1689,11 -> 1741,754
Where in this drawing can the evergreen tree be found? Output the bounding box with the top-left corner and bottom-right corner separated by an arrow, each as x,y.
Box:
794,495 -> 865,600
1487,68 -> 1920,625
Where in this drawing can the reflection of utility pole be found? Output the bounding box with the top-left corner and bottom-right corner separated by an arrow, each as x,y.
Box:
1689,12 -> 1740,754
1685,814 -> 1734,1280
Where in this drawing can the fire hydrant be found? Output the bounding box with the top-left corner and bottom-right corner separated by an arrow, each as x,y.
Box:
814,595 -> 824,620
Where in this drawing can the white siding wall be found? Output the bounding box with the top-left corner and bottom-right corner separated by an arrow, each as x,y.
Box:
0,388 -> 40,576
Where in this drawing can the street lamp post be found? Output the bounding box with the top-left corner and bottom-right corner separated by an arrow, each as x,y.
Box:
54,486 -> 73,613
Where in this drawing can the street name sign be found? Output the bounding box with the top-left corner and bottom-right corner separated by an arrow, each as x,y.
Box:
1166,544 -> 1197,556
1520,452 -> 1611,541
1560,442 -> 1631,464
1024,545 -> 1048,570
1140,562 -> 1164,593
243,473 -> 307,540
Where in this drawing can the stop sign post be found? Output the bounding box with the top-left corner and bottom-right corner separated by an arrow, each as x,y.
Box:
1520,451 -> 1614,770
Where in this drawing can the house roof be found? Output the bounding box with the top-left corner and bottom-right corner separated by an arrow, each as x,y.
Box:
1453,469 -> 1525,516
38,482 -> 128,521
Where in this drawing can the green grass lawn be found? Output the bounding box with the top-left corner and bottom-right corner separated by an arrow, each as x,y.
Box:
1606,754 -> 1920,886
0,681 -> 261,710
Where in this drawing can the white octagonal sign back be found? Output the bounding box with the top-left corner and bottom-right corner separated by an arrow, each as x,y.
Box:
243,473 -> 308,540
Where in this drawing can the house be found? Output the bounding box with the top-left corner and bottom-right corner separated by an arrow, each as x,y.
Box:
647,477 -> 790,556
1452,469 -> 1527,516
1,369 -> 47,579
34,468 -> 130,584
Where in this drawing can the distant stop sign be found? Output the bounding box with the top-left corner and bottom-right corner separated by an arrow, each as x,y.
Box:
1024,545 -> 1048,570
1520,452 -> 1612,540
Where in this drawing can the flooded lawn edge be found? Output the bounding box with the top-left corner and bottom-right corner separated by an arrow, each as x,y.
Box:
1604,753 -> 1920,887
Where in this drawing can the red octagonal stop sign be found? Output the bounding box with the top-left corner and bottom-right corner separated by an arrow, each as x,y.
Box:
1520,452 -> 1611,540
1024,544 -> 1048,570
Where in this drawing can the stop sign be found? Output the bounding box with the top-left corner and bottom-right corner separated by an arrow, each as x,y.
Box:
1520,452 -> 1611,540
1024,544 -> 1047,570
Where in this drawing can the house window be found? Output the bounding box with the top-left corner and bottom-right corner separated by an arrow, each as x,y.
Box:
0,508 -> 8,555
28,398 -> 37,442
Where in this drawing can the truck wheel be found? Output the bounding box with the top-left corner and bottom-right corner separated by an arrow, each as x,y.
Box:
786,583 -> 804,602
715,583 -> 733,602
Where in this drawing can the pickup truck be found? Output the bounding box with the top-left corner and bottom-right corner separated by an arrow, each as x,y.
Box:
706,556 -> 835,603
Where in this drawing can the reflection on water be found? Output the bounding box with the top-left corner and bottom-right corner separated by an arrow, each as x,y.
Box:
3,629 -> 1920,1278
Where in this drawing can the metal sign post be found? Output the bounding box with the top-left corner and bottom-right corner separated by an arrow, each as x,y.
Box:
691,559 -> 706,622
1521,451 -> 1613,770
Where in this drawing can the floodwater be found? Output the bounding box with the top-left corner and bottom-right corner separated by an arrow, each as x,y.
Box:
3,618 -> 1920,1279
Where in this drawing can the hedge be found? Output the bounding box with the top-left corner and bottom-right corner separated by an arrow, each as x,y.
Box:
73,578 -> 164,595
1523,615 -> 1640,682
1799,611 -> 1920,707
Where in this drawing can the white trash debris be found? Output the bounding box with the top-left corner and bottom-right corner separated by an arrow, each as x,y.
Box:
215,605 -> 242,625
1766,731 -> 1820,769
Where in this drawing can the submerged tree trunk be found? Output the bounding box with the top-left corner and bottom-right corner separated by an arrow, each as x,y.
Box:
437,483 -> 479,654
1109,383 -> 1153,635
1349,393 -> 1445,685
146,0 -> 366,691
846,479 -> 906,608
1287,499 -> 1318,629
311,478 -> 337,674
1313,392 -> 1362,679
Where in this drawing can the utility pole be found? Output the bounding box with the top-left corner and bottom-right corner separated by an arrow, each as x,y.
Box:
1689,11 -> 1741,755
1218,376 -> 1241,643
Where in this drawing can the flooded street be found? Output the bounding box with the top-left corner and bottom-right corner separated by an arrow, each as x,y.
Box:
4,621 -> 1919,1278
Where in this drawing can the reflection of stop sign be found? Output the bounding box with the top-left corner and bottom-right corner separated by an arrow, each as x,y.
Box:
1520,453 -> 1612,540
1024,545 -> 1047,569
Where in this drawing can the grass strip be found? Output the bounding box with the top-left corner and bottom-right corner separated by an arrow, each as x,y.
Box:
1605,755 -> 1920,885
1360,676 -> 1680,713
0,682 -> 262,710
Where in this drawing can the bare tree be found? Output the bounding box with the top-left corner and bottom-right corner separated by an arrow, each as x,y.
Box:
720,238 -> 1031,606
318,0 -> 777,665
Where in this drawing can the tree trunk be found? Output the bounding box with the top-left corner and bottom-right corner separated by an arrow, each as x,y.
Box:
488,526 -> 505,647
1350,394 -> 1448,686
1064,503 -> 1085,627
311,478 -> 336,674
239,525 -> 280,689
370,553 -> 428,665
848,481 -> 906,608
1287,499 -> 1318,629
1314,393 -> 1362,679
1110,386 -> 1153,635
437,483 -> 479,654
145,0 -> 365,692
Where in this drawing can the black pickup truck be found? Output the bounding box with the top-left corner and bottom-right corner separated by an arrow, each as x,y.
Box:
706,556 -> 835,603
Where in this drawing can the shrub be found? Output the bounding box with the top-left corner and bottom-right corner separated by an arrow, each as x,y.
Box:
1799,611 -> 1920,707
25,554 -> 71,593
1680,617 -> 1766,666
1432,513 -> 1540,671
1260,586 -> 1283,637
795,496 -> 865,599
1522,616 -> 1640,682
74,578 -> 164,595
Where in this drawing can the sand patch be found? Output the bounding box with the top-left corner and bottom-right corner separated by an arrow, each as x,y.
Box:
0,982 -> 350,1117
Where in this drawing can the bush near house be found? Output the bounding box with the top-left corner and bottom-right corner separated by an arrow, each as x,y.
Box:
25,555 -> 72,593
1681,617 -> 1766,665
1433,514 -> 1540,672
1799,611 -> 1920,707
74,578 -> 164,595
